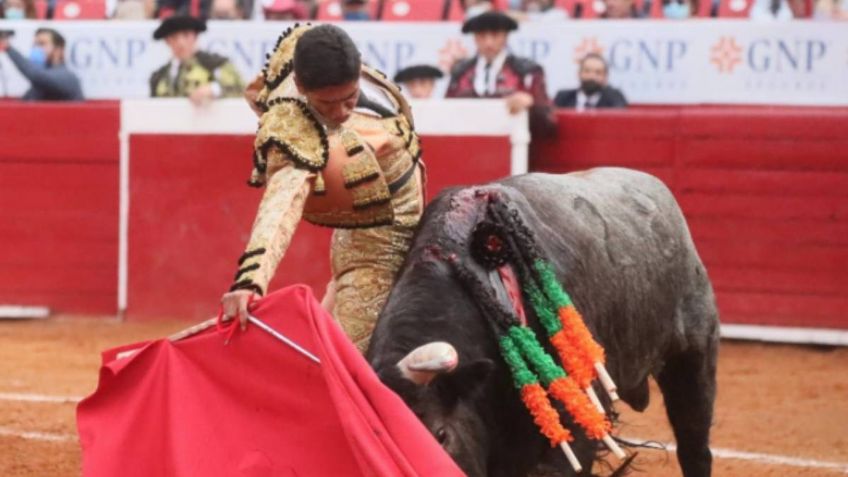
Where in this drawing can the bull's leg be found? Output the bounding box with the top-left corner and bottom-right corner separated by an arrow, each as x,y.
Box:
655,336 -> 718,477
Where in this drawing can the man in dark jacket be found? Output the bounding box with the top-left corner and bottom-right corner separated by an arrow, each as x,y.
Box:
0,28 -> 83,101
554,53 -> 628,111
446,11 -> 556,138
149,15 -> 244,105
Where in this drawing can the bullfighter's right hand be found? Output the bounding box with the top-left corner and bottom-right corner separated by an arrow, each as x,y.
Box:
221,289 -> 257,331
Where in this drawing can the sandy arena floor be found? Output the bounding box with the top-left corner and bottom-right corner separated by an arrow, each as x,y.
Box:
1,317 -> 846,476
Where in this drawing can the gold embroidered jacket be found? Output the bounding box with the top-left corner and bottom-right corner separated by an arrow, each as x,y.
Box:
230,25 -> 423,296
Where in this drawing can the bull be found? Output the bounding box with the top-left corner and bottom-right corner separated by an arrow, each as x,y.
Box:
366,168 -> 719,477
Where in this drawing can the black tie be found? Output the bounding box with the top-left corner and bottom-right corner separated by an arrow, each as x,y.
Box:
484,62 -> 492,96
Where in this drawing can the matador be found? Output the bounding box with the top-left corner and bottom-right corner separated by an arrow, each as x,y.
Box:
221,24 -> 423,352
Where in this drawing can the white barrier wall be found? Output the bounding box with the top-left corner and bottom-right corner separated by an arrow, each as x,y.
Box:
0,20 -> 846,105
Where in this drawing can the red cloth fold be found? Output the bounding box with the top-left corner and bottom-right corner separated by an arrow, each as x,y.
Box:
77,285 -> 464,477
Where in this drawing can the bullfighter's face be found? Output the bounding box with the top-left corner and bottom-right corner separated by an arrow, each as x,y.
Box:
297,79 -> 361,128
165,30 -> 198,62
473,31 -> 509,63
401,78 -> 437,100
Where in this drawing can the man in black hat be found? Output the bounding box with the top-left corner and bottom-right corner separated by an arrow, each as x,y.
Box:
149,15 -> 244,105
446,10 -> 555,137
393,64 -> 443,99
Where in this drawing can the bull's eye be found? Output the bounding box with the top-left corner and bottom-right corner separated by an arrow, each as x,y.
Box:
435,427 -> 448,444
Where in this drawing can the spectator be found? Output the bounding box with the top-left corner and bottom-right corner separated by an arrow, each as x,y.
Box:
155,0 -> 211,18
447,11 -> 556,138
749,0 -> 807,18
111,0 -> 156,19
554,53 -> 627,111
262,0 -> 308,19
209,0 -> 244,18
1,0 -> 37,19
0,28 -> 83,101
661,0 -> 697,17
602,0 -> 644,17
149,15 -> 244,105
461,0 -> 494,17
516,0 -> 569,21
393,65 -> 443,99
814,0 -> 848,18
341,0 -> 370,19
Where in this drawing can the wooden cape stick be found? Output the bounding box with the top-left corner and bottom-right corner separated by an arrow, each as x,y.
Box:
166,315 -> 321,364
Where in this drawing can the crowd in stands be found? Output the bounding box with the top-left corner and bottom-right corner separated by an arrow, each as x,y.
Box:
0,0 -> 846,21
0,9 -> 630,140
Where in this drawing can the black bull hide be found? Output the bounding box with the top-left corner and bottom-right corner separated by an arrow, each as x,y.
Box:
366,169 -> 719,477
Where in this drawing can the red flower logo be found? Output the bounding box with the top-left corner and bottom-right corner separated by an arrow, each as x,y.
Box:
710,37 -> 743,74
573,37 -> 604,64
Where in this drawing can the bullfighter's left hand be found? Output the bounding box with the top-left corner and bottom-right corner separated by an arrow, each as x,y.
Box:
505,91 -> 534,115
189,84 -> 215,106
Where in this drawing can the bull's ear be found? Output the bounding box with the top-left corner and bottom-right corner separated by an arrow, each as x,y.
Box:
435,359 -> 494,404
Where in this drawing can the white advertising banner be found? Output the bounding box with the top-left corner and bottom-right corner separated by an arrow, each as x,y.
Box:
0,20 -> 845,105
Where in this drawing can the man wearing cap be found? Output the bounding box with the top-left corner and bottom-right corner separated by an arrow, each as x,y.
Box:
221,24 -> 424,353
149,15 -> 244,105
446,10 -> 555,137
393,64 -> 443,99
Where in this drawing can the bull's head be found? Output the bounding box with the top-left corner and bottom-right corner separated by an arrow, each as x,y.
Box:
396,342 -> 495,477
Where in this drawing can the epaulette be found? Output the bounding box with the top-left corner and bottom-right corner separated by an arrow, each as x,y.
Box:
506,55 -> 544,77
254,97 -> 329,178
361,64 -> 415,128
194,50 -> 230,71
450,57 -> 477,78
261,23 -> 313,98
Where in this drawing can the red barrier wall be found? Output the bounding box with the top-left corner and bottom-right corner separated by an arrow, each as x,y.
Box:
532,107 -> 848,329
3,102 -> 845,333
0,101 -> 119,314
126,134 -> 511,320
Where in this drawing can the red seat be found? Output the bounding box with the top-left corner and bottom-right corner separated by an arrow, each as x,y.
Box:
574,0 -> 601,18
445,0 -> 464,20
716,0 -> 753,16
556,0 -> 580,16
35,0 -> 106,19
380,0 -> 447,20
315,0 -> 380,20
445,0 -> 509,21
695,0 -> 712,17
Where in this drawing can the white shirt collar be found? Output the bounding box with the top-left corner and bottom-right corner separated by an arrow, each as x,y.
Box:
473,49 -> 508,97
576,90 -> 602,112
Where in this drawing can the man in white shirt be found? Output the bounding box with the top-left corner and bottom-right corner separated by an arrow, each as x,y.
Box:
446,11 -> 556,137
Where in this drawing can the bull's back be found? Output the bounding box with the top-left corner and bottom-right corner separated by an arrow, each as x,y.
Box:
500,168 -> 715,387
501,168 -> 697,274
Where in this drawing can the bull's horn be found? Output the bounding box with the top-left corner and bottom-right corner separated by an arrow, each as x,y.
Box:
397,342 -> 459,385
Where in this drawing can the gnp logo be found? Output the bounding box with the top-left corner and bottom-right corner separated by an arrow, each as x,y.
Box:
573,37 -> 688,72
710,36 -> 828,74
